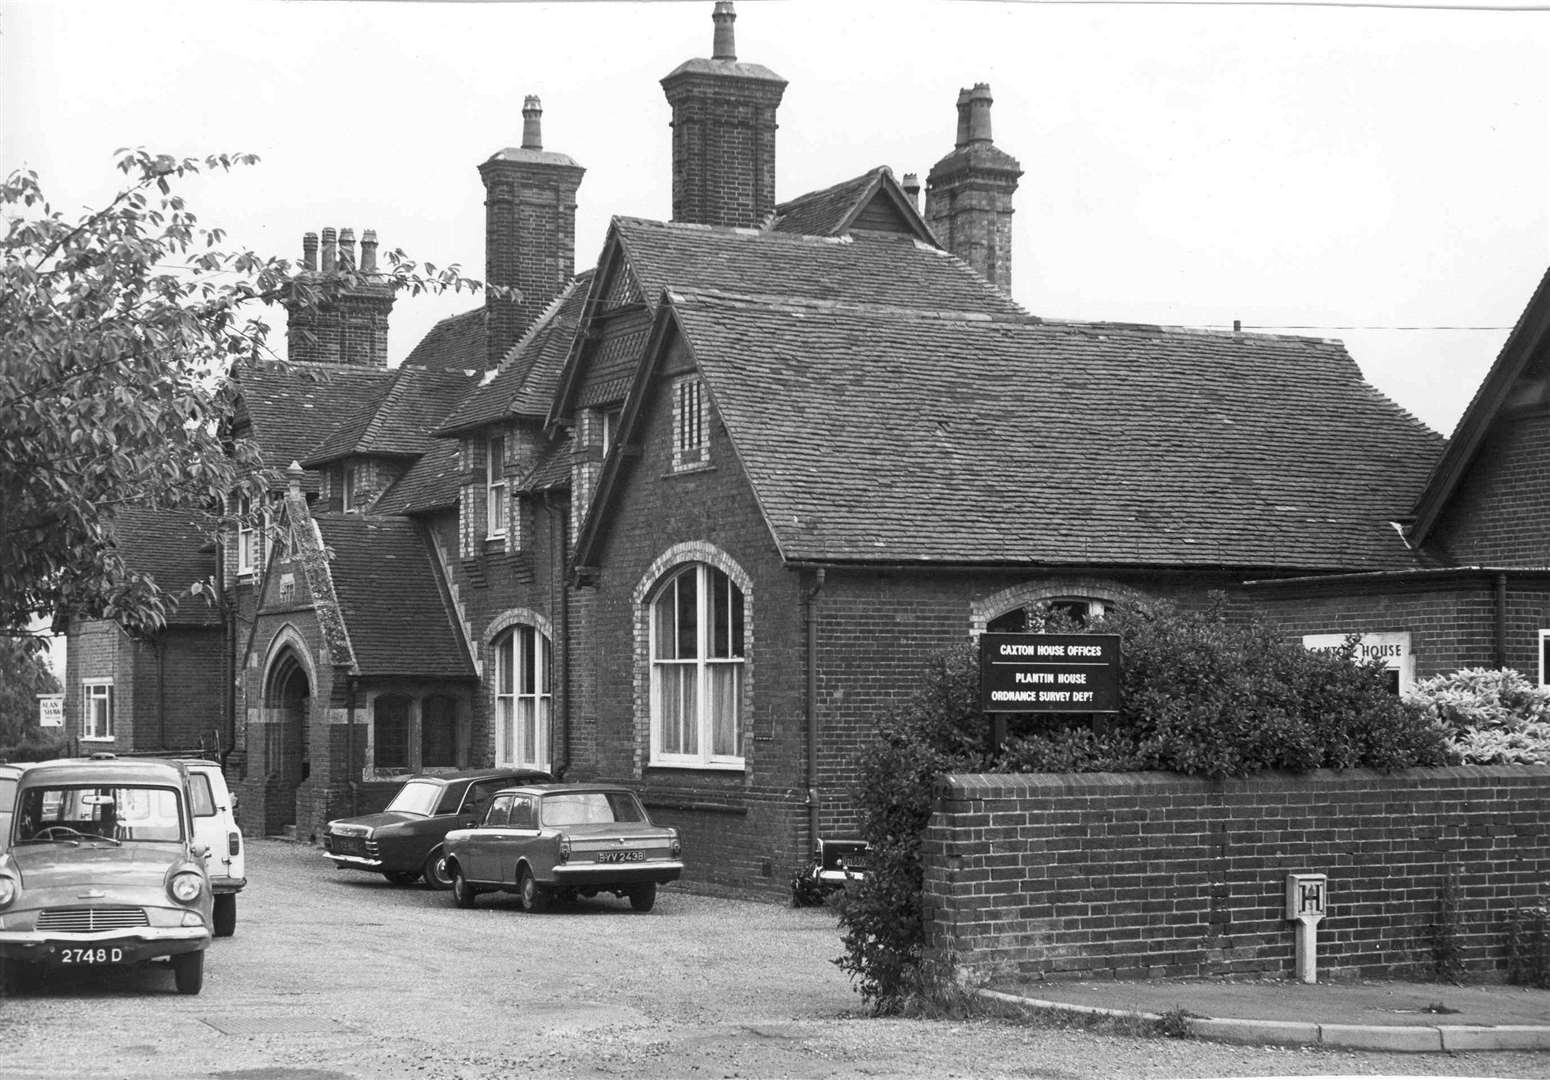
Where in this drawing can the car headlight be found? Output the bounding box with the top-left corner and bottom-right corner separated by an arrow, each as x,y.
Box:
669,830 -> 682,859
169,871 -> 204,904
557,835 -> 570,864
0,877 -> 16,908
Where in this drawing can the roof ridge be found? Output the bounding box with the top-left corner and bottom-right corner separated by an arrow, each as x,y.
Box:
1032,317 -> 1348,346
667,287 -> 1040,326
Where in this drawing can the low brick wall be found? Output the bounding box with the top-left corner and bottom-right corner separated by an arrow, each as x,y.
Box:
922,766 -> 1550,984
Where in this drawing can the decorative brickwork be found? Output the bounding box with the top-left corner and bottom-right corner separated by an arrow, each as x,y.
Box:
925,767 -> 1550,984
285,226 -> 395,367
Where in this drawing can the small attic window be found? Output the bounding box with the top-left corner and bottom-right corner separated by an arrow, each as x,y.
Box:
342,465 -> 357,512
671,376 -> 707,472
486,435 -> 507,539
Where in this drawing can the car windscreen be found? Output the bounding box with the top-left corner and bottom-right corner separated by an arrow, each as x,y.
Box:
539,791 -> 647,827
383,778 -> 444,816
15,784 -> 185,844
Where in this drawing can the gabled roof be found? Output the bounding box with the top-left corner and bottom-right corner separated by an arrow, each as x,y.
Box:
771,167 -> 936,244
301,366 -> 481,467
516,436 -> 571,495
579,290 -> 1442,573
373,439 -> 462,517
235,362 -> 396,487
312,514 -> 473,678
549,216 -> 1024,426
112,506 -> 221,627
402,307 -> 486,372
1406,264 -> 1550,547
436,272 -> 594,435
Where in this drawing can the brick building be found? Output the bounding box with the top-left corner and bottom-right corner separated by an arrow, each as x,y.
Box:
59,2 -> 1549,897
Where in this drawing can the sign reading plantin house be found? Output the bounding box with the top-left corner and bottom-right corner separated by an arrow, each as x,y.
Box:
980,633 -> 1121,713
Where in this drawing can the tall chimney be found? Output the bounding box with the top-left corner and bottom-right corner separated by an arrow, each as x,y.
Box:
286,226 -> 394,368
661,2 -> 787,228
902,173 -> 921,212
924,84 -> 1022,295
479,95 -> 586,369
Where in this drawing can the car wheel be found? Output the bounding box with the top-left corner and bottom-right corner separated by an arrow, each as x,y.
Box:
451,865 -> 478,909
422,847 -> 454,890
629,882 -> 657,912
381,870 -> 420,886
213,893 -> 237,938
172,951 -> 204,995
518,866 -> 551,913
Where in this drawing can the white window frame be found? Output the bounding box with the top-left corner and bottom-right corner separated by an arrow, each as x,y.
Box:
486,436 -> 507,539
1537,630 -> 1550,688
81,679 -> 114,741
494,626 -> 551,771
342,464 -> 357,513
234,494 -> 258,577
648,563 -> 745,769
671,376 -> 707,471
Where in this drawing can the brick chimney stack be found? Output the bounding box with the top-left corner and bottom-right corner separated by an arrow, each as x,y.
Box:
902,173 -> 921,212
479,95 -> 585,369
661,1 -> 787,228
285,225 -> 395,368
925,84 -> 1022,296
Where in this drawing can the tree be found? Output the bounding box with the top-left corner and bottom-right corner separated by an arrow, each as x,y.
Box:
0,636 -> 60,746
1,150 -> 482,645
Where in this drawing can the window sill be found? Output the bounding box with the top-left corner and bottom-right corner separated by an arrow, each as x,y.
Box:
665,461 -> 714,478
80,736 -> 115,743
646,760 -> 745,773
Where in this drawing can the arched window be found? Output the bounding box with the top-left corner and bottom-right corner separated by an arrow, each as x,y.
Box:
650,563 -> 745,766
373,695 -> 411,771
493,626 -> 551,770
988,597 -> 1108,633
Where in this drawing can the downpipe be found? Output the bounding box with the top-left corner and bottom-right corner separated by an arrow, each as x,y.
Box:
805,568 -> 826,856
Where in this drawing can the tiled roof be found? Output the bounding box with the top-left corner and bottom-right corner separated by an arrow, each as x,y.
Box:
374,439 -> 462,516
302,366 -> 481,466
517,436 -> 571,494
236,362 -> 396,486
314,514 -> 473,678
437,273 -> 593,434
668,290 -> 1443,571
111,506 -> 221,627
611,217 -> 1022,317
771,170 -> 886,236
402,307 -> 486,372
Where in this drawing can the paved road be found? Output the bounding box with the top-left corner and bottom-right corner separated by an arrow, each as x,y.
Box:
0,839 -> 1546,1079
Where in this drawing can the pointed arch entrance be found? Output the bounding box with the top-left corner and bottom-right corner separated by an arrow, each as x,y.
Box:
263,646 -> 312,834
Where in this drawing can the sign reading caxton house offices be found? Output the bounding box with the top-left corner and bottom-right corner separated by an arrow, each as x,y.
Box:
980,633 -> 1121,713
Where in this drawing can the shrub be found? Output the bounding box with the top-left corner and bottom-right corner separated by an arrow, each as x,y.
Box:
0,728 -> 68,763
1404,667 -> 1550,766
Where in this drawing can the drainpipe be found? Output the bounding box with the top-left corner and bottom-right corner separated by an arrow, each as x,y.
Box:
554,494 -> 571,779
346,676 -> 359,815
1494,572 -> 1508,669
805,568 -> 826,856
156,638 -> 167,749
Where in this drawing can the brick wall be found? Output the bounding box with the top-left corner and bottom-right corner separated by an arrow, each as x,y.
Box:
924,767 -> 1550,983
479,157 -> 583,368
661,71 -> 785,229
1433,412 -> 1550,565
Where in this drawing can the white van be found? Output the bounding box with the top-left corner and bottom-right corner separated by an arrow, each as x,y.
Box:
180,759 -> 245,937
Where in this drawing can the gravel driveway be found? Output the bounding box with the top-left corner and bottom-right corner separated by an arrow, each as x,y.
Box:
0,838 -> 1545,1079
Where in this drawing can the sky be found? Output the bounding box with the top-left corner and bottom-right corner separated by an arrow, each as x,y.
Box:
2,0 -> 1548,442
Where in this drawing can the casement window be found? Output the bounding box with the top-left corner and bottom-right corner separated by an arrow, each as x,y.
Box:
649,563 -> 745,767
602,408 -> 623,456
486,436 -> 507,539
373,695 -> 411,771
671,377 -> 707,471
82,680 -> 115,741
234,494 -> 259,577
342,465 -> 357,512
988,597 -> 1107,633
493,626 -> 551,771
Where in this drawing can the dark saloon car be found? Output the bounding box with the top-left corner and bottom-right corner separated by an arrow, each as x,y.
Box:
443,784 -> 683,913
323,768 -> 550,888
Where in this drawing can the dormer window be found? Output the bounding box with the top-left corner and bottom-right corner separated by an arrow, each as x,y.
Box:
342,465 -> 357,513
486,435 -> 507,539
672,376 -> 707,471
234,494 -> 258,577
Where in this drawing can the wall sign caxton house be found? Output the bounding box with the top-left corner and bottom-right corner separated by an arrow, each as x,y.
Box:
980,633 -> 1121,714
1301,631 -> 1414,693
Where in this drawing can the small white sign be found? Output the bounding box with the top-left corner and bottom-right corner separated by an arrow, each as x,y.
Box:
37,693 -> 64,728
1302,631 -> 1414,693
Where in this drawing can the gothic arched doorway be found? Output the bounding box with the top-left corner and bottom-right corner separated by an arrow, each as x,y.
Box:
264,649 -> 311,834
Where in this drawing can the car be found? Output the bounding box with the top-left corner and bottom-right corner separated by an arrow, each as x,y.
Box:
442,783 -> 683,913
0,763 -> 24,854
0,756 -> 213,994
178,759 -> 244,938
790,838 -> 868,907
322,767 -> 551,889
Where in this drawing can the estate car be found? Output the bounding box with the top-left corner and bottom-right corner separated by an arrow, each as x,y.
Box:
443,783 -> 683,913
0,763 -> 23,854
180,759 -> 244,937
323,767 -> 550,888
0,757 -> 213,994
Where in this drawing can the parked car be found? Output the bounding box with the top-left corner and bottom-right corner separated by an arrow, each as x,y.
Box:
0,763 -> 24,854
178,759 -> 244,937
0,756 -> 213,994
323,767 -> 551,889
443,783 -> 683,913
790,838 -> 869,907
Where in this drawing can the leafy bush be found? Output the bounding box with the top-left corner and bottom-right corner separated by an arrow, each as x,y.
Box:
836,597 -> 1450,1014
0,728 -> 68,763
1404,667 -> 1550,766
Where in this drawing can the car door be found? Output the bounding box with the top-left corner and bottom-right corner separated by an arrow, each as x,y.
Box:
463,794 -> 512,884
502,795 -> 541,887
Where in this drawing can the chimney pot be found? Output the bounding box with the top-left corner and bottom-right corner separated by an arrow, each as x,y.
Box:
712,1 -> 737,60
302,232 -> 319,272
902,172 -> 921,211
522,95 -> 543,151
338,227 -> 356,271
321,227 -> 338,273
360,229 -> 379,273
954,87 -> 973,149
967,83 -> 994,145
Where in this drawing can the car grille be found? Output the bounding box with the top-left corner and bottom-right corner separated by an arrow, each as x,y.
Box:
36,907 -> 149,932
327,835 -> 374,858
